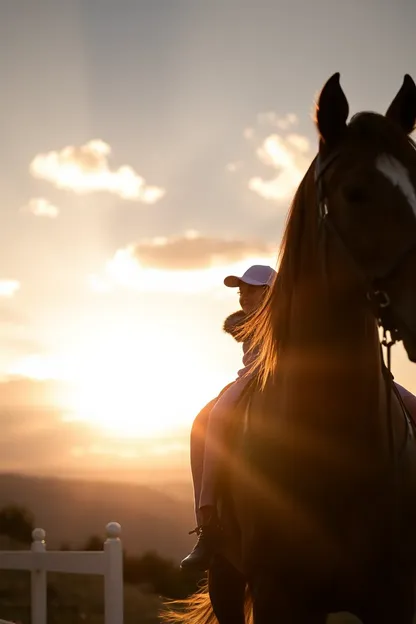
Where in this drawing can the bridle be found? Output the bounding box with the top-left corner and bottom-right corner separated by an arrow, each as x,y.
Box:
314,149 -> 416,459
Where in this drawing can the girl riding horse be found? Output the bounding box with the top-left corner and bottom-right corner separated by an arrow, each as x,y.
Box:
182,262 -> 416,573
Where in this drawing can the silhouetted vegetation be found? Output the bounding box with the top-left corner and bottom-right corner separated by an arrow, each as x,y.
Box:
0,504 -> 34,545
123,549 -> 204,599
83,534 -> 103,551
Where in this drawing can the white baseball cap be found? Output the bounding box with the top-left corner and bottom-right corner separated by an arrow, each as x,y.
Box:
224,264 -> 277,288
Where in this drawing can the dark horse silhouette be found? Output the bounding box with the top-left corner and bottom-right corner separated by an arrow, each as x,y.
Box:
164,73 -> 416,623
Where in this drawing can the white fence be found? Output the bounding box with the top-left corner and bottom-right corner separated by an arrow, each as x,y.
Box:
0,521 -> 123,624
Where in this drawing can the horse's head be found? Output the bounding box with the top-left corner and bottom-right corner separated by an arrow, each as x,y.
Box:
315,73 -> 416,361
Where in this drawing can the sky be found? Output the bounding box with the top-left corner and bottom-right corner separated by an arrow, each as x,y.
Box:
0,0 -> 415,479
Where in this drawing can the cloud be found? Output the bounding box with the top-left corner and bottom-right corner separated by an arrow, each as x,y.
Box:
29,139 -> 165,203
21,197 -> 59,218
90,231 -> 276,293
232,112 -> 311,204
248,132 -> 312,202
0,280 -> 20,298
125,230 -> 273,271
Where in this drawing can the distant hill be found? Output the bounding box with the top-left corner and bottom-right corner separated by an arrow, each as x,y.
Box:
0,473 -> 195,562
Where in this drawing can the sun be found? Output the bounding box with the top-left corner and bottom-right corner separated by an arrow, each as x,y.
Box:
70,358 -> 200,439
61,329 -> 226,439
8,330 -> 222,439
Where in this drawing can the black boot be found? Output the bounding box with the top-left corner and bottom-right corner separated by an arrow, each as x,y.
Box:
180,508 -> 222,571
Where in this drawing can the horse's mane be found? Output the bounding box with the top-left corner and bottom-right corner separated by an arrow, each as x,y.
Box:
239,158 -> 318,388
241,112 -> 416,389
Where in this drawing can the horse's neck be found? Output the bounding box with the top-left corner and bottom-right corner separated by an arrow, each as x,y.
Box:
294,292 -> 381,378
278,282 -> 386,448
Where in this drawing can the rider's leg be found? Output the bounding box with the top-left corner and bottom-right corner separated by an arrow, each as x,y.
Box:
190,384 -> 235,525
190,397 -> 217,525
181,375 -> 251,571
199,375 -> 251,508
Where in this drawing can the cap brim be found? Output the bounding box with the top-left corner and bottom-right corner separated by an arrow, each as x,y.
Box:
224,275 -> 268,288
223,275 -> 241,287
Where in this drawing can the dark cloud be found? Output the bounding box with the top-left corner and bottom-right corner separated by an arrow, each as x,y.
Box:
132,233 -> 274,270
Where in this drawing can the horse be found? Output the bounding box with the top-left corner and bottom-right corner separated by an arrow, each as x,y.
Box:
163,73 -> 416,624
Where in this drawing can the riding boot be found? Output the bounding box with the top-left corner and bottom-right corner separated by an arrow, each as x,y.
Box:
180,506 -> 222,571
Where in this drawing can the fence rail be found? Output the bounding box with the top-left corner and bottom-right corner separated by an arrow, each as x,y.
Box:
0,522 -> 123,624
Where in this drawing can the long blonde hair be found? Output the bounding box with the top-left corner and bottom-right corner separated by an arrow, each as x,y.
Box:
237,160 -> 318,389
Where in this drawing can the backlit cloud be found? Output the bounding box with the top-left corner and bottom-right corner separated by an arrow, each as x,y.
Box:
128,230 -> 273,270
249,131 -> 312,202
29,139 -> 165,203
21,197 -> 59,218
90,231 -> 276,293
0,280 -> 20,298
233,112 -> 311,204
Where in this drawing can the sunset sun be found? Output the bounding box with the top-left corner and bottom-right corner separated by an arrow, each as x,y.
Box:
8,320 -> 231,439
69,344 -> 207,439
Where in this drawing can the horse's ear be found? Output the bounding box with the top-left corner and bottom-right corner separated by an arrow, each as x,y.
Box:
315,73 -> 349,147
385,74 -> 416,134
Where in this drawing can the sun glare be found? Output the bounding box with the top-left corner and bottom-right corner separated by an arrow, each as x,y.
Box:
10,330 -> 229,439
68,342 -> 212,439
9,257 -> 277,438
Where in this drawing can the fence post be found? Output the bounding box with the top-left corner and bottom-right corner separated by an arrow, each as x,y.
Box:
104,522 -> 123,624
31,528 -> 47,624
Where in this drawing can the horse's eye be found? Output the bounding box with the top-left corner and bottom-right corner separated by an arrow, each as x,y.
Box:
343,184 -> 369,203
